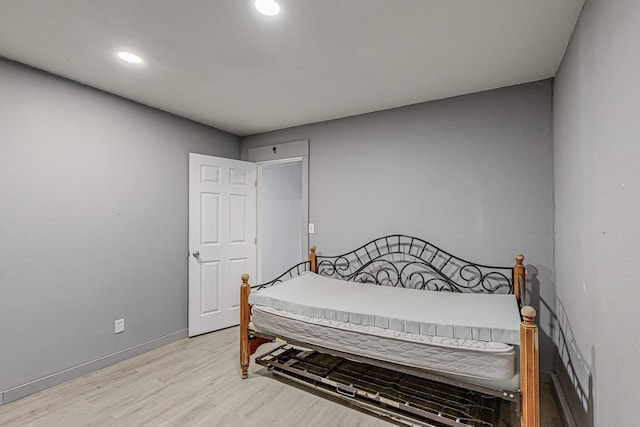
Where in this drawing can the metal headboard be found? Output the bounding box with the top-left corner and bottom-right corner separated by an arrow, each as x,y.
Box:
317,235 -> 514,294
251,261 -> 311,291
253,234 -> 516,295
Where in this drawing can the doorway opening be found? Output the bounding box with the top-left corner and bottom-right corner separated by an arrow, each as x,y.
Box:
248,140 -> 309,284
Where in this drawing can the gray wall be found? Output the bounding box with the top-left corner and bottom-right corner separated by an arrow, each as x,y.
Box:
242,81 -> 556,364
0,58 -> 240,402
553,0 -> 640,425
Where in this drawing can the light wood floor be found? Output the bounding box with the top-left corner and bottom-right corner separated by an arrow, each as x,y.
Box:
0,327 -> 562,426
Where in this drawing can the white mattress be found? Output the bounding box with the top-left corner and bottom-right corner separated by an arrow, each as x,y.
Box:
252,305 -> 517,381
249,272 -> 521,345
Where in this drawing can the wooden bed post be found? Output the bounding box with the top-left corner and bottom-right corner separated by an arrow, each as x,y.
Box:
310,245 -> 317,273
520,305 -> 540,427
240,274 -> 251,379
513,254 -> 525,305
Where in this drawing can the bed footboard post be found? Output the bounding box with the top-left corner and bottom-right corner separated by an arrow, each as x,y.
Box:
310,246 -> 317,273
240,274 -> 251,379
520,306 -> 540,427
513,254 -> 525,305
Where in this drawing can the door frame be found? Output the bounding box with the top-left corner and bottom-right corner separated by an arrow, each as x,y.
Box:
248,140 -> 309,284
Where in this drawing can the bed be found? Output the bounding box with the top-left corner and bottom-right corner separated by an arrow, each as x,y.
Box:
239,235 -> 539,426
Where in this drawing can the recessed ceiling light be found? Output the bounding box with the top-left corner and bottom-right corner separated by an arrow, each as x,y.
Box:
255,0 -> 280,16
117,51 -> 143,64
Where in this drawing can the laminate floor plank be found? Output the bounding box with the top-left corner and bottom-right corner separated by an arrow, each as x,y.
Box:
0,327 -> 562,426
0,328 -> 392,426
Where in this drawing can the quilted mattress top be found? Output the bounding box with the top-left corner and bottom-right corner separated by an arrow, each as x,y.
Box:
250,272 -> 521,345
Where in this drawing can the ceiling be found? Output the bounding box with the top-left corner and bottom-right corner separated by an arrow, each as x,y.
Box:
0,0 -> 584,136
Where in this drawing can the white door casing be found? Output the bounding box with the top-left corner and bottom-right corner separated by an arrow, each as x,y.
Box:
188,153 -> 256,337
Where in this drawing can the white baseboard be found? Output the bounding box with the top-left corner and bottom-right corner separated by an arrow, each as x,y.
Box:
548,371 -> 578,427
1,329 -> 188,405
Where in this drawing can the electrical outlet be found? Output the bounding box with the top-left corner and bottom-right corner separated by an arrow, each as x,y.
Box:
308,223 -> 315,234
115,318 -> 125,334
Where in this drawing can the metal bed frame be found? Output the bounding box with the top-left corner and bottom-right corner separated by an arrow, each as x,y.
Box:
239,235 -> 539,426
256,345 -> 500,427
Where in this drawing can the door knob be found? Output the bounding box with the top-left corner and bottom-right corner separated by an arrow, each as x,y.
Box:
192,251 -> 200,258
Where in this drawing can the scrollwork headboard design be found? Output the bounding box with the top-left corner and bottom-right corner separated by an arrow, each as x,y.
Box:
252,234 -> 516,295
315,235 -> 514,294
252,261 -> 311,291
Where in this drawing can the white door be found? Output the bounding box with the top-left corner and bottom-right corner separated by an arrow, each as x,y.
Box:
188,153 -> 256,337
